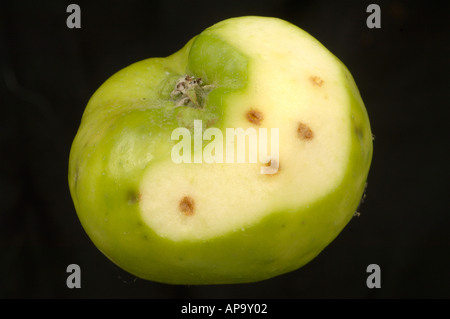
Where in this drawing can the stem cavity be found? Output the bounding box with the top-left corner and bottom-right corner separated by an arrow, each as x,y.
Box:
171,75 -> 214,108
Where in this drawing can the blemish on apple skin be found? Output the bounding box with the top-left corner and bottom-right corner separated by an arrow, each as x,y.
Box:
297,122 -> 314,140
73,166 -> 79,189
354,125 -> 367,157
263,159 -> 280,176
354,182 -> 368,217
206,118 -> 218,128
310,76 -> 324,87
179,196 -> 195,216
352,114 -> 364,142
246,109 -> 263,125
127,191 -> 142,205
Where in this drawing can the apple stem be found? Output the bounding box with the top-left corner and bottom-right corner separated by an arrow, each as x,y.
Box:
170,75 -> 214,108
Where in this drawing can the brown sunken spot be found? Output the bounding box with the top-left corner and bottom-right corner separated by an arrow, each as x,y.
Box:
179,196 -> 195,216
310,76 -> 324,87
264,159 -> 280,169
246,109 -> 263,125
206,118 -> 218,127
264,160 -> 272,167
263,159 -> 280,176
297,122 -> 314,140
355,125 -> 364,141
128,191 -> 142,204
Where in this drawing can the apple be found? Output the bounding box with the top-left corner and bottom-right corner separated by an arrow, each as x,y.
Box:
68,16 -> 373,284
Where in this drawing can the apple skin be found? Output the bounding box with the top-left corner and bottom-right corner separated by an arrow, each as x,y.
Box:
68,16 -> 372,284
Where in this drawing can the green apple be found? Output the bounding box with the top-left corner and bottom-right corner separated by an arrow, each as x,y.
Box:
68,16 -> 372,284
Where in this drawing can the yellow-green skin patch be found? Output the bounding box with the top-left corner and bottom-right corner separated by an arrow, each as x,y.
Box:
68,16 -> 372,284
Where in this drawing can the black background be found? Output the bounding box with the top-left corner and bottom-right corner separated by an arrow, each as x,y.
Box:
1,0 -> 449,299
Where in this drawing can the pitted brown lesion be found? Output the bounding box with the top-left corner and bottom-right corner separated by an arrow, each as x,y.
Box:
310,76 -> 324,87
179,196 -> 195,216
263,159 -> 280,176
355,125 -> 364,141
297,122 -> 314,140
127,191 -> 142,204
246,109 -> 263,125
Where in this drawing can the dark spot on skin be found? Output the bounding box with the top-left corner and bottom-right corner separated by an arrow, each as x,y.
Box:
179,196 -> 195,216
127,191 -> 141,205
73,165 -> 79,190
356,182 -> 368,212
310,76 -> 324,87
206,118 -> 218,127
355,125 -> 364,141
246,109 -> 263,125
297,122 -> 314,140
263,159 -> 280,176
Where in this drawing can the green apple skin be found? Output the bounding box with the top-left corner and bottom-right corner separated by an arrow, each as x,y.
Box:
68,16 -> 372,284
